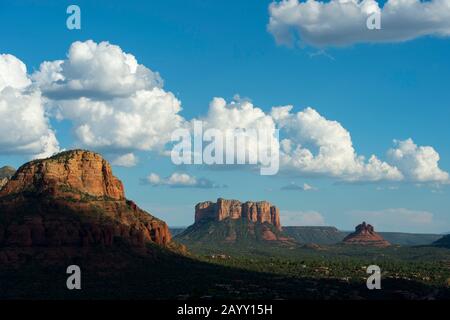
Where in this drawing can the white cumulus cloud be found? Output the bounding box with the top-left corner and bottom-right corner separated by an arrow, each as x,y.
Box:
143,172 -> 226,189
111,153 -> 138,167
33,40 -> 185,154
33,40 -> 163,99
196,99 -> 448,184
53,88 -> 184,151
0,54 -> 60,159
2,41 -> 447,185
272,106 -> 403,182
0,54 -> 31,90
268,0 -> 450,47
200,97 -> 280,161
388,138 -> 449,183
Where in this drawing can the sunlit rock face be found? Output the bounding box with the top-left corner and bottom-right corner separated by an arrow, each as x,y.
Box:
0,150 -> 172,252
195,198 -> 282,231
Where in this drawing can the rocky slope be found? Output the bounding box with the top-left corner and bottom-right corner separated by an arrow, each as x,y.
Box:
177,198 -> 292,244
0,166 -> 15,189
342,222 -> 391,247
0,150 -> 172,265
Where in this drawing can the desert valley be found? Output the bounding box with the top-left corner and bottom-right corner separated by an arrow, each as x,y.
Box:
0,150 -> 449,300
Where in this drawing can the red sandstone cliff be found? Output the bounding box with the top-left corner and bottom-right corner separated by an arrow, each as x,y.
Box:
0,166 -> 15,190
177,199 -> 291,243
0,151 -> 124,200
195,198 -> 282,231
342,222 -> 390,247
0,150 -> 171,252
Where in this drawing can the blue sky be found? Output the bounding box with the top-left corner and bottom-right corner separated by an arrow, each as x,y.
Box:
0,0 -> 449,232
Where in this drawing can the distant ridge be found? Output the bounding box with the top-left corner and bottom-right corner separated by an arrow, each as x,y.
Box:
283,226 -> 343,244
174,225 -> 442,246
433,234 -> 450,247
